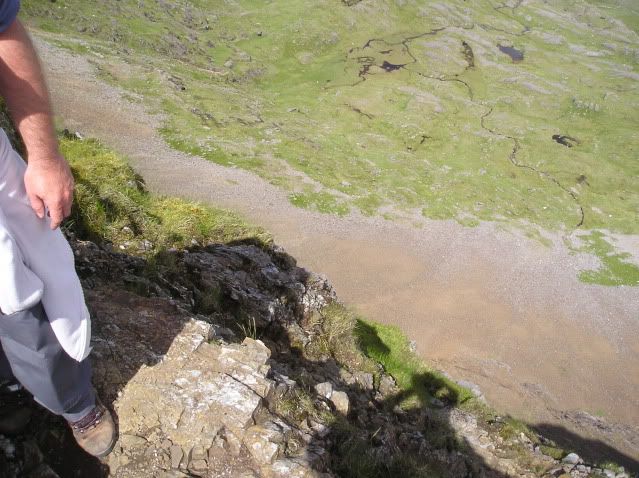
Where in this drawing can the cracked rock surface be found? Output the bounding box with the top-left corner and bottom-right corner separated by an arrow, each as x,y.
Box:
0,238 -> 636,477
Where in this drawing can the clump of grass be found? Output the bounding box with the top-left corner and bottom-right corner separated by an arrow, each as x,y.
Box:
596,461 -> 626,474
302,304 -> 378,374
192,281 -> 224,315
238,316 -> 259,340
329,419 -> 446,478
270,387 -> 330,426
539,445 -> 566,460
576,231 -> 639,286
497,416 -> 539,444
355,318 -> 474,407
60,135 -> 269,252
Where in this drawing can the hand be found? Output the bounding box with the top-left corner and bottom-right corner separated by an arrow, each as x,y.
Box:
23,152 -> 74,229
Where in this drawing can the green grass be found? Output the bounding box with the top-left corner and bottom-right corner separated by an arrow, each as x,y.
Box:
22,0 -> 639,285
596,461 -> 626,474
576,231 -> 639,285
61,134 -> 269,252
289,191 -> 350,216
301,302 -> 474,407
540,445 -> 566,461
355,317 -> 474,408
302,304 -> 379,374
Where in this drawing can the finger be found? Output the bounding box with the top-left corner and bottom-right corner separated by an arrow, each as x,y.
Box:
48,204 -> 64,230
28,193 -> 46,219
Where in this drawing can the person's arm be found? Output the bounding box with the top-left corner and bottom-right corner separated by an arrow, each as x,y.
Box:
0,18 -> 73,229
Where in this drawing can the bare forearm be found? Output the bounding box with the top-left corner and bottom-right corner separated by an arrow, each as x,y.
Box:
0,18 -> 59,161
0,18 -> 73,229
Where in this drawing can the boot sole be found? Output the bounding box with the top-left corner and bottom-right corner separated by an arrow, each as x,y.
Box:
93,431 -> 118,458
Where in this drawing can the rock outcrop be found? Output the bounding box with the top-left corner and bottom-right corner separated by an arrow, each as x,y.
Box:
0,238 -> 636,478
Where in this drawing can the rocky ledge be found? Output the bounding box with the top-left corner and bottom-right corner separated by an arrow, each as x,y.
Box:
0,238 -> 635,478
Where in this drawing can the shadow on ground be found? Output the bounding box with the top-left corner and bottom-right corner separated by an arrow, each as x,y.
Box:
533,423 -> 638,474
263,320 -> 510,477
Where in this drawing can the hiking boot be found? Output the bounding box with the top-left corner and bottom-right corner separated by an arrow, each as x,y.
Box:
68,400 -> 117,457
0,380 -> 32,435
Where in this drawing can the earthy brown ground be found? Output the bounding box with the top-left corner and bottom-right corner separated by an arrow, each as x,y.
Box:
35,37 -> 639,462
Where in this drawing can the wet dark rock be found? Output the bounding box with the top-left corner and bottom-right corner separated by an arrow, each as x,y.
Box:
380,60 -> 403,72
462,41 -> 475,68
498,44 -> 524,62
553,134 -> 580,148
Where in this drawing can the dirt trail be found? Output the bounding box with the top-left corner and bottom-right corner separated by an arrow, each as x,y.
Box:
36,38 -> 639,461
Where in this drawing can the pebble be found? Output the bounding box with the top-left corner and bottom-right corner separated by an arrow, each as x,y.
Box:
119,434 -> 148,449
330,390 -> 350,415
562,452 -> 581,464
314,381 -> 333,399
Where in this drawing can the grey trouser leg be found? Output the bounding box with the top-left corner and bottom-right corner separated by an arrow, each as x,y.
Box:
0,302 -> 95,421
0,344 -> 13,381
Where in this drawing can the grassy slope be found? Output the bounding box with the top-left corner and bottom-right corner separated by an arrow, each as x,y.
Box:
22,0 -> 639,285
297,303 -> 616,477
65,128 -> 474,416
3,85 -> 627,472
63,133 -> 270,252
58,132 -> 527,476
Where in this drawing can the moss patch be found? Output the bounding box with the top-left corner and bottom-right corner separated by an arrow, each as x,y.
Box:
576,231 -> 639,286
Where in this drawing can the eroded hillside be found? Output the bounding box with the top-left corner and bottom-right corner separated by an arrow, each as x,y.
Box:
23,0 -> 639,284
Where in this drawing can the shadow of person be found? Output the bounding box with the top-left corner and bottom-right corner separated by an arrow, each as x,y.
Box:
205,244 -> 637,477
354,320 -> 391,357
533,422 -> 638,474
263,316 -> 511,477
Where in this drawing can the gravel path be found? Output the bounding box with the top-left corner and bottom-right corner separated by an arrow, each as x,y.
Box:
35,37 -> 639,461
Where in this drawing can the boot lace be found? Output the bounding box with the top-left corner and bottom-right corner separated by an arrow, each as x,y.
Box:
70,405 -> 105,434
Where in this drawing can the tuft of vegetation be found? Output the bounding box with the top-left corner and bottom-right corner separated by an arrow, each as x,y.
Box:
576,231 -> 639,286
596,461 -> 626,474
540,444 -> 567,461
355,318 -> 474,408
303,304 -> 377,374
497,416 -> 540,444
270,387 -> 330,426
60,135 -> 269,253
